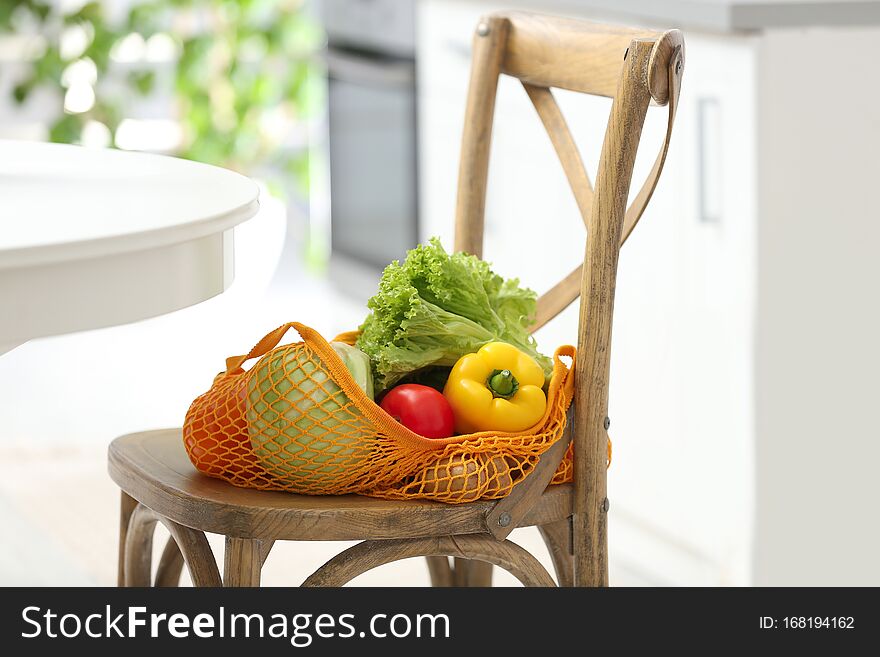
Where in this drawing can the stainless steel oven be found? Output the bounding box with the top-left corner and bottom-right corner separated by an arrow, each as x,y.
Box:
323,0 -> 417,276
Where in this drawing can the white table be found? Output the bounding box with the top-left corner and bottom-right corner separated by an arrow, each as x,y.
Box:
0,140 -> 260,355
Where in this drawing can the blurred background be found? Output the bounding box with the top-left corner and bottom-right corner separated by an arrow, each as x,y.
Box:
1,0 -> 878,587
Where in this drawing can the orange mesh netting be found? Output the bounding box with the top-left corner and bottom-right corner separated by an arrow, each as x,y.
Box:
183,322 -> 582,503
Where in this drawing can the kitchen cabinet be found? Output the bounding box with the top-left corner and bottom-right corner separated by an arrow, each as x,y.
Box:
417,0 -> 880,585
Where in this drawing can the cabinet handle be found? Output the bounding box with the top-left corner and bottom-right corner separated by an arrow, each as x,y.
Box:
697,97 -> 722,224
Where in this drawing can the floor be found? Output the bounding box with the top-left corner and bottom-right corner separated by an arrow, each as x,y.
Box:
0,196 -> 605,587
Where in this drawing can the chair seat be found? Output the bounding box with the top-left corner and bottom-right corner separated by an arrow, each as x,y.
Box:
108,429 -> 573,542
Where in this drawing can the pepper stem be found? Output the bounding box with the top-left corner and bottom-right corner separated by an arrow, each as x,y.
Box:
487,369 -> 519,399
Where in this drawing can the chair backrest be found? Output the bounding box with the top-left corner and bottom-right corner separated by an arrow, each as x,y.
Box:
452,11 -> 684,586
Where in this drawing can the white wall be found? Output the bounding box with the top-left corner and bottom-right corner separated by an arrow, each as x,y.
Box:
755,27 -> 880,585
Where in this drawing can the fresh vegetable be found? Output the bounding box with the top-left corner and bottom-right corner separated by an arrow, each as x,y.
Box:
418,452 -> 517,497
379,384 -> 455,439
247,346 -> 367,484
483,455 -> 518,495
331,341 -> 374,400
356,237 -> 552,393
395,365 -> 453,394
443,342 -> 547,433
420,453 -> 487,495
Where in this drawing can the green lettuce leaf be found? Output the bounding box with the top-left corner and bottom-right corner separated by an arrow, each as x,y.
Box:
357,238 -> 552,393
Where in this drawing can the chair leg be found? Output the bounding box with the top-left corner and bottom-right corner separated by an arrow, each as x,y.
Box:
164,519 -> 221,587
426,557 -> 493,586
117,491 -> 139,586
572,511 -> 608,586
304,536 -> 555,587
155,537 -> 185,587
119,497 -> 221,587
223,537 -> 263,587
123,503 -> 159,586
162,534 -> 268,587
453,558 -> 493,586
259,539 -> 275,565
426,557 -> 454,586
539,519 -> 573,587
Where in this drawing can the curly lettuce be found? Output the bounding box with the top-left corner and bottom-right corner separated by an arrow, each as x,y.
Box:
357,238 -> 551,393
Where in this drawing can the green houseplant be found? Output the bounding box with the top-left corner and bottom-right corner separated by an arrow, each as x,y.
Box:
1,0 -> 323,198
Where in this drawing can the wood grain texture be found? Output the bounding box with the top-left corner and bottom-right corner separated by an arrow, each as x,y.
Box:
469,560 -> 494,586
532,264 -> 583,332
121,502 -> 222,587
572,40 -> 655,587
117,491 -> 138,587
502,13 -> 681,104
162,517 -> 222,587
109,430 -> 572,541
224,537 -> 262,587
454,15 -> 509,257
259,539 -> 275,565
621,44 -> 684,244
453,558 -> 493,586
522,83 -> 593,223
155,537 -> 184,587
539,519 -> 574,587
426,556 -> 454,587
302,536 -> 555,587
123,503 -> 157,586
484,418 -> 572,540
646,30 -> 685,105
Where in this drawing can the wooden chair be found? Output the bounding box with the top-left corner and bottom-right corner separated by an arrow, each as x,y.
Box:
109,11 -> 684,588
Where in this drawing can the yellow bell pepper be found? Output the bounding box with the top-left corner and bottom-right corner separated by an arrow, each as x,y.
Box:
443,342 -> 547,433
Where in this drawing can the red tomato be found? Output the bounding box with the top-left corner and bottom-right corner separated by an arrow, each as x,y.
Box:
380,384 -> 455,439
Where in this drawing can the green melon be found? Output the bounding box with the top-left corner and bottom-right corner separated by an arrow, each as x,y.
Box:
246,345 -> 371,487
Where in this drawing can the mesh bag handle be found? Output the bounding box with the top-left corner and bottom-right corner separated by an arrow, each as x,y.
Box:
225,322 -> 301,374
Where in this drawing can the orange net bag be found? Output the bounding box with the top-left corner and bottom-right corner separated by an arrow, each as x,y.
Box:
183,322 -> 577,503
